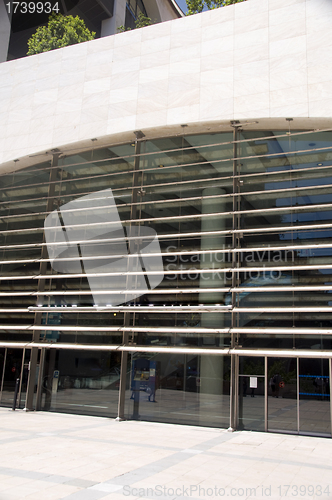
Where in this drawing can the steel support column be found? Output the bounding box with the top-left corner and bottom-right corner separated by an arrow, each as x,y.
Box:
35,348 -> 46,410
297,357 -> 300,434
229,123 -> 241,431
229,353 -> 238,431
17,347 -> 25,408
329,358 -> 332,438
264,356 -> 268,432
25,153 -> 60,411
117,131 -> 144,421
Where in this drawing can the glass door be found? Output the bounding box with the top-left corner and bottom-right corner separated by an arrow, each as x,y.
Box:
265,357 -> 331,437
238,357 -> 265,431
299,358 -> 331,437
18,349 -> 31,409
267,357 -> 297,433
0,349 -> 24,407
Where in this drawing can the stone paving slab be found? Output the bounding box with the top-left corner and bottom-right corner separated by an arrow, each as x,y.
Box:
0,408 -> 331,500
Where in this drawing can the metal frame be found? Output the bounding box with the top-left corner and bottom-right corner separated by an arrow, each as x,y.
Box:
297,358 -> 300,435
0,342 -> 331,437
264,356 -> 268,432
35,348 -> 46,411
2,240 -> 332,267
330,358 -> 332,438
0,145 -> 329,206
3,126 -> 331,180
17,347 -> 25,408
2,325 -> 332,338
229,353 -> 236,431
25,153 -> 60,411
117,130 -> 144,421
0,347 -> 25,408
1,220 -> 332,251
5,208 -> 332,240
2,193 -> 332,229
0,342 -> 331,358
1,127 -> 332,437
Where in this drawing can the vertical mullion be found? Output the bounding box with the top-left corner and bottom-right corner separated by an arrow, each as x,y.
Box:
229,353 -> 235,430
17,347 -> 25,408
26,154 -> 60,411
329,358 -> 332,438
264,356 -> 268,432
35,347 -> 46,410
229,353 -> 239,431
297,357 -> 300,434
231,126 -> 237,348
230,124 -> 241,431
117,131 -> 144,421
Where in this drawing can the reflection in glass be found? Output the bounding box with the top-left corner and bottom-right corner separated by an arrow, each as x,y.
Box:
267,358 -> 297,433
1,128 -> 332,435
299,358 -> 331,436
238,357 -> 265,431
126,353 -> 230,428
0,349 -> 23,407
41,349 -> 121,417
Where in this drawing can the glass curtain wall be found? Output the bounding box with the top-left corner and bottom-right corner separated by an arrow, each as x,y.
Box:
40,349 -> 121,417
125,352 -> 230,428
0,162 -> 50,344
0,127 -> 331,430
236,130 -> 332,350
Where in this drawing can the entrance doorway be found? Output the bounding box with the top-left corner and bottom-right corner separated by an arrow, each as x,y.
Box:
237,356 -> 331,437
0,348 -> 29,409
238,356 -> 265,431
267,357 -> 297,433
299,358 -> 331,437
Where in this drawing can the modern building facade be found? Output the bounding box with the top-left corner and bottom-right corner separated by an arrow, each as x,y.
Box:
0,0 -> 332,437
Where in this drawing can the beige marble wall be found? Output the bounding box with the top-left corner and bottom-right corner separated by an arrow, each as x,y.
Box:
0,0 -> 331,167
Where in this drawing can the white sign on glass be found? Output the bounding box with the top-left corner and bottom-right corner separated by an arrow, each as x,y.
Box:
250,377 -> 258,389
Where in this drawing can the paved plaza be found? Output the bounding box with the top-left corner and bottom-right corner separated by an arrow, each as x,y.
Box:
0,408 -> 331,500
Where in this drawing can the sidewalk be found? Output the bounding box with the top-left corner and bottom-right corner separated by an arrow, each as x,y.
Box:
0,408 -> 331,500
